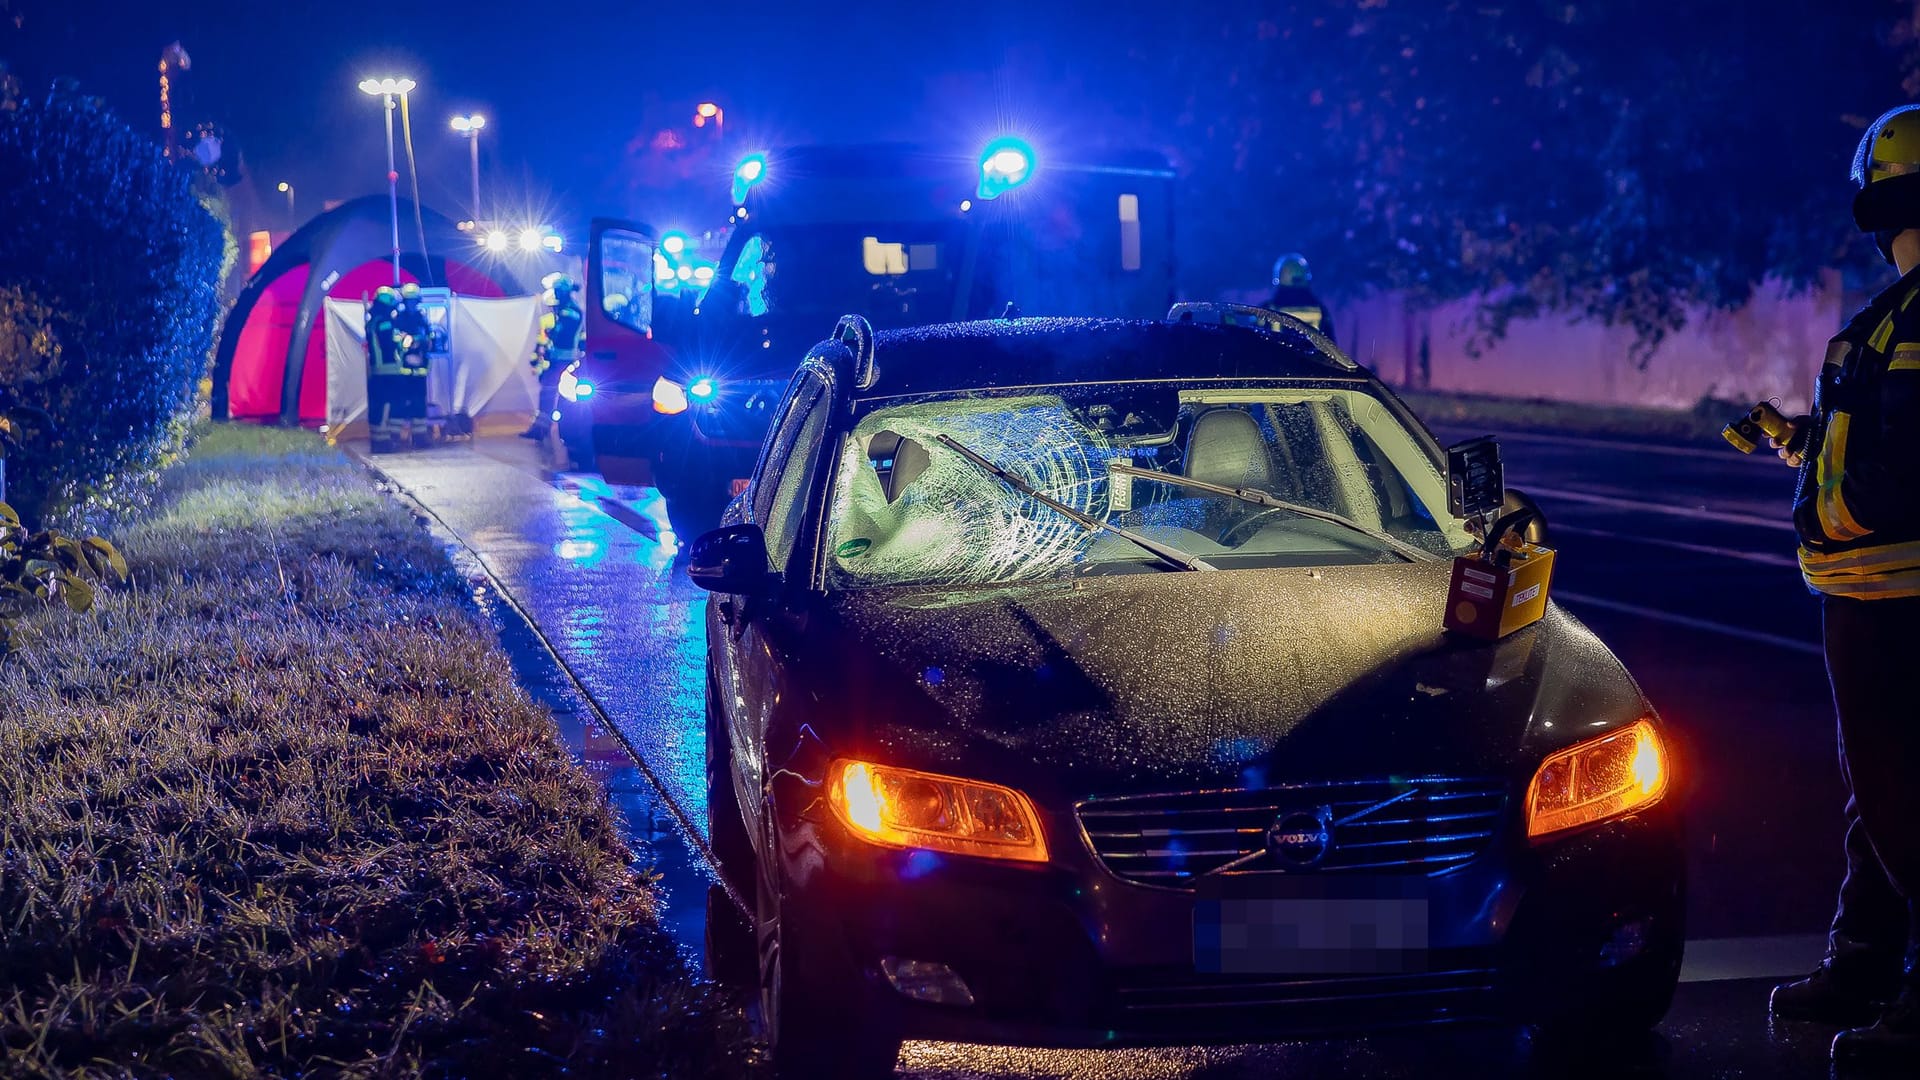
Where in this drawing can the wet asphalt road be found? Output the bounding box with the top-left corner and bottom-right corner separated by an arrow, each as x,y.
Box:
366,426 -> 1864,1079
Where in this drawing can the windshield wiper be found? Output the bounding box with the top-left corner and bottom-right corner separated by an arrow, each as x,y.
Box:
933,434 -> 1216,572
1106,462 -> 1428,563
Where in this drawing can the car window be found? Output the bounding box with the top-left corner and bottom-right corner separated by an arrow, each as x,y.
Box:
597,228 -> 655,333
765,391 -> 832,570
750,373 -> 811,522
729,233 -> 772,318
753,373 -> 828,570
823,383 -> 1472,589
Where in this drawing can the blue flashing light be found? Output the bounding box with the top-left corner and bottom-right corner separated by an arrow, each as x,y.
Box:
731,152 -> 768,204
661,230 -> 689,256
688,376 -> 718,403
575,379 -> 595,399
977,136 -> 1035,200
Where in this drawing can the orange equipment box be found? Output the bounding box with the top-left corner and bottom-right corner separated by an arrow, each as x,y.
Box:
1443,543 -> 1556,640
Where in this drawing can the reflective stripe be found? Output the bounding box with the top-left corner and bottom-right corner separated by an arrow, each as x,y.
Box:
1871,313 -> 1898,353
1799,540 -> 1920,598
1799,537 -> 1920,573
1816,412 -> 1872,541
1824,483 -> 1869,540
1891,357 -> 1920,373
1805,573 -> 1920,599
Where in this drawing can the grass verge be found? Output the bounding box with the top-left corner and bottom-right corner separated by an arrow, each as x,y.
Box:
1395,389 -> 1747,446
0,424 -> 755,1079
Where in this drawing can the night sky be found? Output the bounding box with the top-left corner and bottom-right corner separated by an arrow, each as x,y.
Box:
2,0 -> 1163,237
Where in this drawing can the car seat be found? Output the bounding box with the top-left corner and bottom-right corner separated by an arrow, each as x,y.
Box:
1185,408 -> 1279,493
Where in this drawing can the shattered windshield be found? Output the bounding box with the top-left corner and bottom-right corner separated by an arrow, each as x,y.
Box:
823,383 -> 1474,589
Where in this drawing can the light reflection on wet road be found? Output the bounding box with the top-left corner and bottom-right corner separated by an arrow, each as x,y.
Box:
365,435 -> 1854,1080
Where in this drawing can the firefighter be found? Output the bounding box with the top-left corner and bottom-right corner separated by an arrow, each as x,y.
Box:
396,282 -> 430,366
394,282 -> 432,443
364,286 -> 409,451
1269,252 -> 1334,343
1767,104 -> 1920,1067
523,274 -> 585,439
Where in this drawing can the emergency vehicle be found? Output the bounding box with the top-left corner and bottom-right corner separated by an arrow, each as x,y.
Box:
558,139 -> 1177,530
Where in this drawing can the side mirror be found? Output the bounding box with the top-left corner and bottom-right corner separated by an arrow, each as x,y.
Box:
1500,489 -> 1550,546
688,523 -> 773,593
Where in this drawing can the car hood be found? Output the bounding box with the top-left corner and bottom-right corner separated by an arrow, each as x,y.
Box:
803,562 -> 1649,800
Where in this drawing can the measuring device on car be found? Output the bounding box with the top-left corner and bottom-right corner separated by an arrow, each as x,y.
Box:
1442,436 -> 1555,640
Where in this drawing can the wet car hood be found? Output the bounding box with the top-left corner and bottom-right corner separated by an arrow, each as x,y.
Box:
800,562 -> 1649,800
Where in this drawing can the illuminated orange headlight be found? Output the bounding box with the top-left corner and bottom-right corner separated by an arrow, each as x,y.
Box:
1526,718 -> 1669,839
827,759 -> 1048,863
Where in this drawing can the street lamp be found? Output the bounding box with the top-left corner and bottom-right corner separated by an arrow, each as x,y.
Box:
358,76 -> 416,284
450,113 -> 486,219
276,181 -> 294,221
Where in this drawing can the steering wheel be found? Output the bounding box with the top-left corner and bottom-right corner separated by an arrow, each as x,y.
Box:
1216,507 -> 1294,547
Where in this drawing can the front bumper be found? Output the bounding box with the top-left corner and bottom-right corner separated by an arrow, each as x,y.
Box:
772,782 -> 1684,1047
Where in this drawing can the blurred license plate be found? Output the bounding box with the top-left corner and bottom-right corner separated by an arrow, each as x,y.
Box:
1195,896 -> 1429,974
729,478 -> 751,496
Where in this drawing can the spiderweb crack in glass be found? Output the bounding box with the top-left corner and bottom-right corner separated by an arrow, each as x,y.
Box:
830,396 -> 1117,587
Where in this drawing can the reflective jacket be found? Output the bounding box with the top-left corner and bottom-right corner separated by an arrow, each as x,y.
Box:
366,306 -> 408,376
395,300 -> 431,369
1269,284 -> 1334,343
542,299 -> 585,361
1795,264 -> 1920,599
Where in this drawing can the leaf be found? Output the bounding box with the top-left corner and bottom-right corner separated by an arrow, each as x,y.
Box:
57,573 -> 95,613
82,537 -> 129,583
24,558 -> 59,583
52,535 -> 86,573
0,503 -> 18,527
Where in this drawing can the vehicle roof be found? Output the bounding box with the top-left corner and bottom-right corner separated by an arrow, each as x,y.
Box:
768,143 -> 1174,179
835,317 -> 1368,402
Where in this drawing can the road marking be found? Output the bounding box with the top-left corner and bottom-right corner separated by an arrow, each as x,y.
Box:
1554,591 -> 1822,656
1552,524 -> 1801,569
1680,934 -> 1826,983
1522,484 -> 1796,532
1430,425 -> 1778,464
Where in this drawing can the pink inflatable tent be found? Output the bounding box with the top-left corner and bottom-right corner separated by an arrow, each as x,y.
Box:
213,196 -> 524,424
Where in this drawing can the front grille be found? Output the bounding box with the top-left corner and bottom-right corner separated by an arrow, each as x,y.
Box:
1077,777 -> 1508,887
1112,962 -> 1499,1032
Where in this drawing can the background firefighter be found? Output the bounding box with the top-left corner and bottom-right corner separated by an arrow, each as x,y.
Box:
1767,103 -> 1920,1069
523,275 -> 585,440
392,282 -> 432,442
363,286 -> 419,452
1268,252 -> 1334,343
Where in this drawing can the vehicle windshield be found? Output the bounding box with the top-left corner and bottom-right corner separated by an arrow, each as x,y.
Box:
824,383 -> 1474,589
718,222 -> 979,329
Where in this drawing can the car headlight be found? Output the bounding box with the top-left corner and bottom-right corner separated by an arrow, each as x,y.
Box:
652,376 -> 688,414
1526,718 -> 1669,839
828,759 -> 1048,863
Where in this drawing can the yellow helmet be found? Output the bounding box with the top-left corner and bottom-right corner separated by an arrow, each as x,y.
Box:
399,282 -> 421,299
1273,252 -> 1311,288
1854,105 -> 1920,188
373,285 -> 399,306
1852,105 -> 1920,261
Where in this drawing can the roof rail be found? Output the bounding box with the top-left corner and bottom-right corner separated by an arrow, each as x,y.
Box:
1166,302 -> 1357,371
835,314 -> 878,389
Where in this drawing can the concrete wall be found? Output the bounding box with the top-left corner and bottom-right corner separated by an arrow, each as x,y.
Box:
1321,275 -> 1846,413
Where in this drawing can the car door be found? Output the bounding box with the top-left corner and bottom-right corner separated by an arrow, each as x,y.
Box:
583,220 -> 677,481
714,368 -> 833,849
